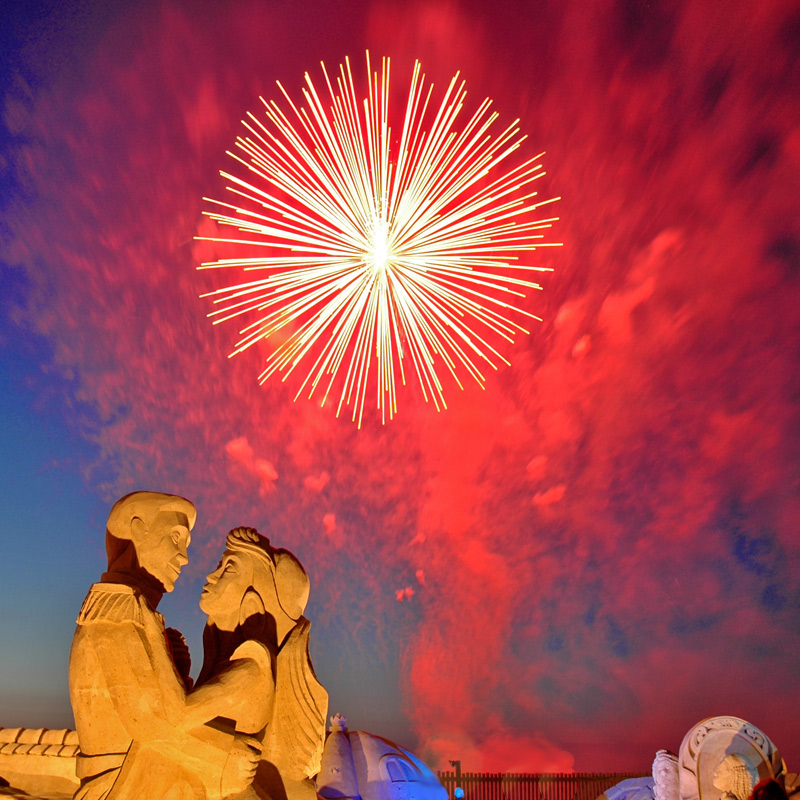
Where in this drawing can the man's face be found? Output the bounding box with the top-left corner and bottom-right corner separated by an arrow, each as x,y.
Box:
134,509 -> 191,591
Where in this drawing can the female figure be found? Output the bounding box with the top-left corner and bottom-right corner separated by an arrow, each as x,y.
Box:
190,527 -> 327,800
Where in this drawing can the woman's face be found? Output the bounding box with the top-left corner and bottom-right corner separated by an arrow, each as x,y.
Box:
713,756 -> 744,795
200,551 -> 252,629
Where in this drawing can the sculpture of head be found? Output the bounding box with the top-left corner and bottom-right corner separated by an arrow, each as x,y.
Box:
713,754 -> 759,800
653,750 -> 679,800
105,491 -> 196,593
200,527 -> 309,646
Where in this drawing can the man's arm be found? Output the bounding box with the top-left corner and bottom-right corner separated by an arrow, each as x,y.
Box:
72,588 -> 263,797
84,618 -> 235,775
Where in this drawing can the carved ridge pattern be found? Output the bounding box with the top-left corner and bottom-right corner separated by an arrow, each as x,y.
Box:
76,586 -> 143,627
0,727 -> 80,758
743,727 -> 766,748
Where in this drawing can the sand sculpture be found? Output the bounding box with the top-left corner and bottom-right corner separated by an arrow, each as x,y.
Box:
0,490 -> 445,800
1,494 -> 795,800
317,714 -> 448,800
68,491 -> 327,800
601,717 -> 797,800
678,717 -> 788,800
653,750 -> 680,800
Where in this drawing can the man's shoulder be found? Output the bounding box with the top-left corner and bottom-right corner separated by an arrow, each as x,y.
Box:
76,583 -> 145,626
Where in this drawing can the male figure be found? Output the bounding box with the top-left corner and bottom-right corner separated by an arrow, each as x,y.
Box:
69,492 -> 259,800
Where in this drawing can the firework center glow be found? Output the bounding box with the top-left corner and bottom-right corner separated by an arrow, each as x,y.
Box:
369,217 -> 393,275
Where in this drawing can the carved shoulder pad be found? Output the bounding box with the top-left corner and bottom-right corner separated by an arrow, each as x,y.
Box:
76,584 -> 143,626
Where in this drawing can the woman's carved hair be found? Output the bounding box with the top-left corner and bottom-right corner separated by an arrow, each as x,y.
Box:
225,527 -> 310,624
715,754 -> 759,800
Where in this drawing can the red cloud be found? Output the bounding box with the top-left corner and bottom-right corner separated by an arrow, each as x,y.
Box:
304,471 -> 330,493
532,485 -> 566,507
226,436 -> 278,495
396,586 -> 415,603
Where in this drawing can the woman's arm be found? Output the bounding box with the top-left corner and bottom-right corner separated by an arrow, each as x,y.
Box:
183,640 -> 274,730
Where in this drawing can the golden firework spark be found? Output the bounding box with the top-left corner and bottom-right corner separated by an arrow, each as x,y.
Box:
197,53 -> 560,426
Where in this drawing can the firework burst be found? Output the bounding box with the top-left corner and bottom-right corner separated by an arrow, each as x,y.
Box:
197,53 -> 560,426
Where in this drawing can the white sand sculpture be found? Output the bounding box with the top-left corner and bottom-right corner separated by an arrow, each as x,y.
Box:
317,714 -> 447,800
653,749 -> 679,800
601,717 -> 798,800
678,717 -> 788,800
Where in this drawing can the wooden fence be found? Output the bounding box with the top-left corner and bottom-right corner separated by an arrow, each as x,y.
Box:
437,772 -> 648,800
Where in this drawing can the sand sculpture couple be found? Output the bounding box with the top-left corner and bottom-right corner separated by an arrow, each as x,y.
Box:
69,491 -> 327,800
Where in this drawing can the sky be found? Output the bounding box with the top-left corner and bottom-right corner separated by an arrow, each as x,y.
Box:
1,0 -> 799,776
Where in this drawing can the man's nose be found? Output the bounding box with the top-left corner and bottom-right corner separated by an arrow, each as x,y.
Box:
176,550 -> 189,567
